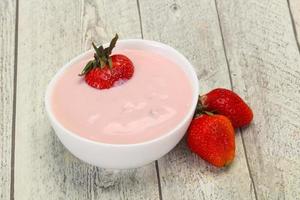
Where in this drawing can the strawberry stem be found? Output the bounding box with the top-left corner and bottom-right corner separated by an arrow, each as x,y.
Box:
108,57 -> 113,69
79,34 -> 119,75
193,96 -> 215,117
204,111 -> 214,116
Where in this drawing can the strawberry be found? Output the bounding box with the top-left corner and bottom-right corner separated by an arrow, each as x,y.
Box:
85,67 -> 114,89
200,88 -> 253,128
187,114 -> 235,167
79,34 -> 134,89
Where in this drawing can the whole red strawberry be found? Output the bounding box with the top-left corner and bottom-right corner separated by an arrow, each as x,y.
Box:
187,114 -> 235,167
200,88 -> 253,128
79,34 -> 134,89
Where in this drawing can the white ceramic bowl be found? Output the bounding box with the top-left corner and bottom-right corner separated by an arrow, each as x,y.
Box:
45,39 -> 199,169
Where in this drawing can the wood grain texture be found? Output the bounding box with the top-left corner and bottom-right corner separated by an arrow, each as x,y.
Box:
216,0 -> 300,199
14,0 -> 159,199
289,0 -> 300,48
0,0 -> 16,199
138,0 -> 256,199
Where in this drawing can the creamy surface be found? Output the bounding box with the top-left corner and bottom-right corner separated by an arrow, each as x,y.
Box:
51,49 -> 193,144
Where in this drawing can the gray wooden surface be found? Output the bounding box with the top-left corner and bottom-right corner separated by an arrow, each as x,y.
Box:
0,0 -> 299,200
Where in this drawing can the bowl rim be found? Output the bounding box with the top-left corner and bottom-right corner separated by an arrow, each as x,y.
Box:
45,39 -> 199,147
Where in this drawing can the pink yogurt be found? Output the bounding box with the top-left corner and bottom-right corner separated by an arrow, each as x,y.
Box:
50,49 -> 193,144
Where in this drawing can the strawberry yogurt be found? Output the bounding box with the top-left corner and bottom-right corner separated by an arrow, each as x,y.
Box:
50,49 -> 193,144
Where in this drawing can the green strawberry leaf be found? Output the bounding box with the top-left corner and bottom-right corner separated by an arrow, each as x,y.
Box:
105,34 -> 118,56
92,42 -> 101,58
79,34 -> 119,76
79,60 -> 94,76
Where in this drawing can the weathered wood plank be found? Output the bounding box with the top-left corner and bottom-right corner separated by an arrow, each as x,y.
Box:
14,0 -> 159,199
0,0 -> 16,199
216,0 -> 300,199
138,0 -> 255,199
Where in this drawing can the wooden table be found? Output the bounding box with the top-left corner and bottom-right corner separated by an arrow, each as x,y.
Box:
1,0 -> 300,199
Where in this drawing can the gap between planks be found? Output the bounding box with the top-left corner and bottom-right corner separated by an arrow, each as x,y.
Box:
10,0 -> 19,199
287,0 -> 300,53
136,0 -> 144,39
